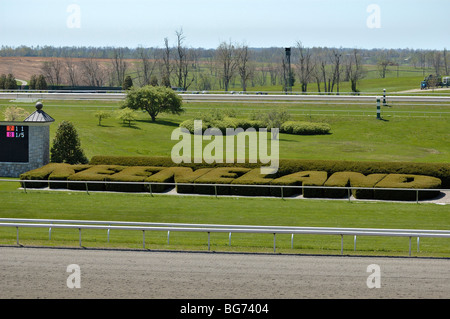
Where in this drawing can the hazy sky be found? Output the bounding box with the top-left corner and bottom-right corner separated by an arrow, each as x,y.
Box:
1,0 -> 449,49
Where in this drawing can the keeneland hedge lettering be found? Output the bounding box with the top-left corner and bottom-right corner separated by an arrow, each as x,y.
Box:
20,163 -> 443,201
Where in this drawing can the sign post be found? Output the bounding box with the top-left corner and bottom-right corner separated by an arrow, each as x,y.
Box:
376,97 -> 381,120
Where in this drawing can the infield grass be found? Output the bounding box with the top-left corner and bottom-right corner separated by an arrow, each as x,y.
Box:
0,181 -> 449,257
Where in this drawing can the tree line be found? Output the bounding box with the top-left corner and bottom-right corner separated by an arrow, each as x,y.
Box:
2,32 -> 449,93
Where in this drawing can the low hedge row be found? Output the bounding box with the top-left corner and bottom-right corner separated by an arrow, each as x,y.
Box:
20,163 -> 443,201
280,121 -> 331,135
89,156 -> 450,189
179,118 -> 330,135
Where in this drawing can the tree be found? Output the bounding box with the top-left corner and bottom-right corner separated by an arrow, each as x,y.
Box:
0,74 -> 6,89
94,110 -> 111,126
36,74 -> 48,90
41,58 -> 62,86
174,28 -> 196,90
216,41 -> 238,91
122,75 -> 133,90
115,108 -> 137,127
29,75 -> 37,89
5,74 -> 18,89
122,85 -> 184,122
295,41 -> 315,93
236,43 -> 253,92
111,48 -> 128,86
50,121 -> 88,164
346,49 -> 366,93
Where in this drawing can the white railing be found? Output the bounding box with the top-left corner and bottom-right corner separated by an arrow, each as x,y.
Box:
4,178 -> 446,204
0,218 -> 449,256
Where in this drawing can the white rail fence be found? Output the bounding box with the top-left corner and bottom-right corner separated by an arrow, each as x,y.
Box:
1,218 -> 450,256
4,179 -> 446,204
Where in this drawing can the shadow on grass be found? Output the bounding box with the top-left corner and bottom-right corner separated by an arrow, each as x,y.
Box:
120,123 -> 141,130
136,119 -> 180,128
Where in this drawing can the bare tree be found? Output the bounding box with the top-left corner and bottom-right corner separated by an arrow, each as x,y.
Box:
295,41 -> 315,92
160,37 -> 172,87
216,41 -> 238,92
174,29 -> 196,90
346,49 -> 366,93
136,47 -> 157,87
63,54 -> 78,86
236,43 -> 253,92
111,48 -> 128,86
41,58 -> 63,86
444,48 -> 449,76
79,54 -> 105,87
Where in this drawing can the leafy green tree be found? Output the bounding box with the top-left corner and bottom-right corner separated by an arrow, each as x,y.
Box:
0,74 -> 6,89
36,74 -> 47,90
116,107 -> 137,127
50,121 -> 88,164
122,75 -> 133,90
122,85 -> 184,122
29,75 -> 37,89
94,110 -> 112,126
5,74 -> 17,89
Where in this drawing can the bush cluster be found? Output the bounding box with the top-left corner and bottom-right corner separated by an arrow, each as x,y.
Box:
179,109 -> 330,135
280,121 -> 331,135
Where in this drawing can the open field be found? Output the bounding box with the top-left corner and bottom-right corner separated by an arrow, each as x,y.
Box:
1,95 -> 449,256
1,98 -> 449,163
0,180 -> 450,256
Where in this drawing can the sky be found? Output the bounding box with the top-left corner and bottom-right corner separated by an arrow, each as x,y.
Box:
1,0 -> 449,50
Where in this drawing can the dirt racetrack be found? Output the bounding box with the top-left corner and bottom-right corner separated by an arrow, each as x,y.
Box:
0,246 -> 449,299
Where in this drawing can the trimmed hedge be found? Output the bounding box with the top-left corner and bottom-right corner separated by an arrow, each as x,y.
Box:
280,121 -> 331,135
89,156 -> 450,189
230,169 -> 276,197
105,166 -> 165,192
270,171 -> 328,198
323,172 -> 387,199
67,165 -> 124,191
374,174 -> 441,201
19,159 -> 446,201
193,167 -> 251,195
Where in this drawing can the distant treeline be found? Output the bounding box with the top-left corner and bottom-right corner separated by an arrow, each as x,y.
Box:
2,37 -> 448,93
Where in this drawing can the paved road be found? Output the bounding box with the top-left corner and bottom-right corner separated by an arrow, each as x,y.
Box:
0,247 -> 449,299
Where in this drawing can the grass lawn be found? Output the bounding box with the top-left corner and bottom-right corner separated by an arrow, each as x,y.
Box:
0,98 -> 449,163
0,84 -> 449,256
0,182 -> 449,257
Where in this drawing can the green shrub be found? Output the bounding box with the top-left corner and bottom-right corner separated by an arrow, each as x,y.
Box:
193,167 -> 251,195
374,174 -> 442,201
270,171 -> 328,198
179,119 -> 208,134
105,166 -> 165,192
20,163 -> 69,189
67,165 -> 124,191
230,169 -> 275,196
48,164 -> 91,189
171,167 -> 214,194
281,121 -> 331,135
323,172 -> 387,199
89,156 -> 449,189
